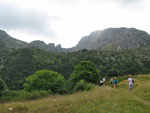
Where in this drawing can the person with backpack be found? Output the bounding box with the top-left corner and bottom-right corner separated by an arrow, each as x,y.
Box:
128,75 -> 134,92
100,80 -> 103,86
113,77 -> 118,88
110,77 -> 114,88
102,77 -> 106,86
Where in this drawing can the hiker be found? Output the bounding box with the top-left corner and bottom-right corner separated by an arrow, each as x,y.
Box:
128,75 -> 134,92
110,77 -> 114,88
100,80 -> 103,86
103,77 -> 106,86
113,77 -> 118,88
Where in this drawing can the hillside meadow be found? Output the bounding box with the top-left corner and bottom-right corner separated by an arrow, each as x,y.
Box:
0,74 -> 150,113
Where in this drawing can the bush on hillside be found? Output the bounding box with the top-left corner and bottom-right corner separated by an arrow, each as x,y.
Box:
0,77 -> 8,96
70,60 -> 100,88
74,80 -> 87,92
24,70 -> 66,94
74,80 -> 95,92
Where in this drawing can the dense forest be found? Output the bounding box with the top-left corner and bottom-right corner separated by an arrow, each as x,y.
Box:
0,47 -> 150,91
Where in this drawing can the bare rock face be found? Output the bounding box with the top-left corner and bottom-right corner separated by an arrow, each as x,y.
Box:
71,27 -> 150,51
29,41 -> 65,52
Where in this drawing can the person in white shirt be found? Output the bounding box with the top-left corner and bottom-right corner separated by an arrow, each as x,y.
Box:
128,75 -> 134,92
103,77 -> 106,86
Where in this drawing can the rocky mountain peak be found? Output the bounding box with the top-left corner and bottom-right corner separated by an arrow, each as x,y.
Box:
1,28 -> 150,52
71,27 -> 150,51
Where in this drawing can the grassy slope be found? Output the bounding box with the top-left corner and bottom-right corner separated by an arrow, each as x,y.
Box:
0,75 -> 150,113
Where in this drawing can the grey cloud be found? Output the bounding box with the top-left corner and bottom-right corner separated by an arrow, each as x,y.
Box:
94,0 -> 144,7
118,0 -> 143,6
0,0 -> 57,37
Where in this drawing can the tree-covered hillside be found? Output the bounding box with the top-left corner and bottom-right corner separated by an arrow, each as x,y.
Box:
1,47 -> 150,90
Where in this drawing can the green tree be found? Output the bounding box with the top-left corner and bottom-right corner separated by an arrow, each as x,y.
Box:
70,61 -> 100,87
107,69 -> 119,77
24,70 -> 66,94
0,77 -> 8,96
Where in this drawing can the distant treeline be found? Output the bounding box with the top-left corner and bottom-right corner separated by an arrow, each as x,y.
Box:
0,47 -> 150,90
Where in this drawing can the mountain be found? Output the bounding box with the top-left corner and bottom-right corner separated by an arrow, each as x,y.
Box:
0,30 -> 28,49
0,30 -> 66,53
2,27 -> 150,91
1,27 -> 150,52
29,40 -> 67,53
71,27 -> 150,51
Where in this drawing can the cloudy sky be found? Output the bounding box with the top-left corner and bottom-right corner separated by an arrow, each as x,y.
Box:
0,0 -> 150,48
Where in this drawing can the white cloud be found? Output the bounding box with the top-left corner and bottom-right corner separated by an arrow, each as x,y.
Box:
0,0 -> 58,38
0,0 -> 150,48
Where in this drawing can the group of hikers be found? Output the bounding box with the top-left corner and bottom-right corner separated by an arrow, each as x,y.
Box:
100,75 -> 134,92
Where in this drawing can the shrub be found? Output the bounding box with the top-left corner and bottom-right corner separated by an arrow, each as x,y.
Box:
74,80 -> 95,92
0,77 -> 8,96
70,61 -> 100,88
24,70 -> 66,94
84,83 -> 95,91
74,80 -> 87,92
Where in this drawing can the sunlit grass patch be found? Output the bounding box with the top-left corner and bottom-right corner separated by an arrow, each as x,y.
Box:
1,74 -> 150,113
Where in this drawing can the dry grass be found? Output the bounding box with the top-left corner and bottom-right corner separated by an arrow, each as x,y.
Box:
1,74 -> 150,113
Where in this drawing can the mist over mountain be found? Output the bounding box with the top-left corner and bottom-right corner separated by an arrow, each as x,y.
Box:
71,27 -> 150,51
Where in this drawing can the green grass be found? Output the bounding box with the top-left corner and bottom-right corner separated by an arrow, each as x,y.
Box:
0,74 -> 150,113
